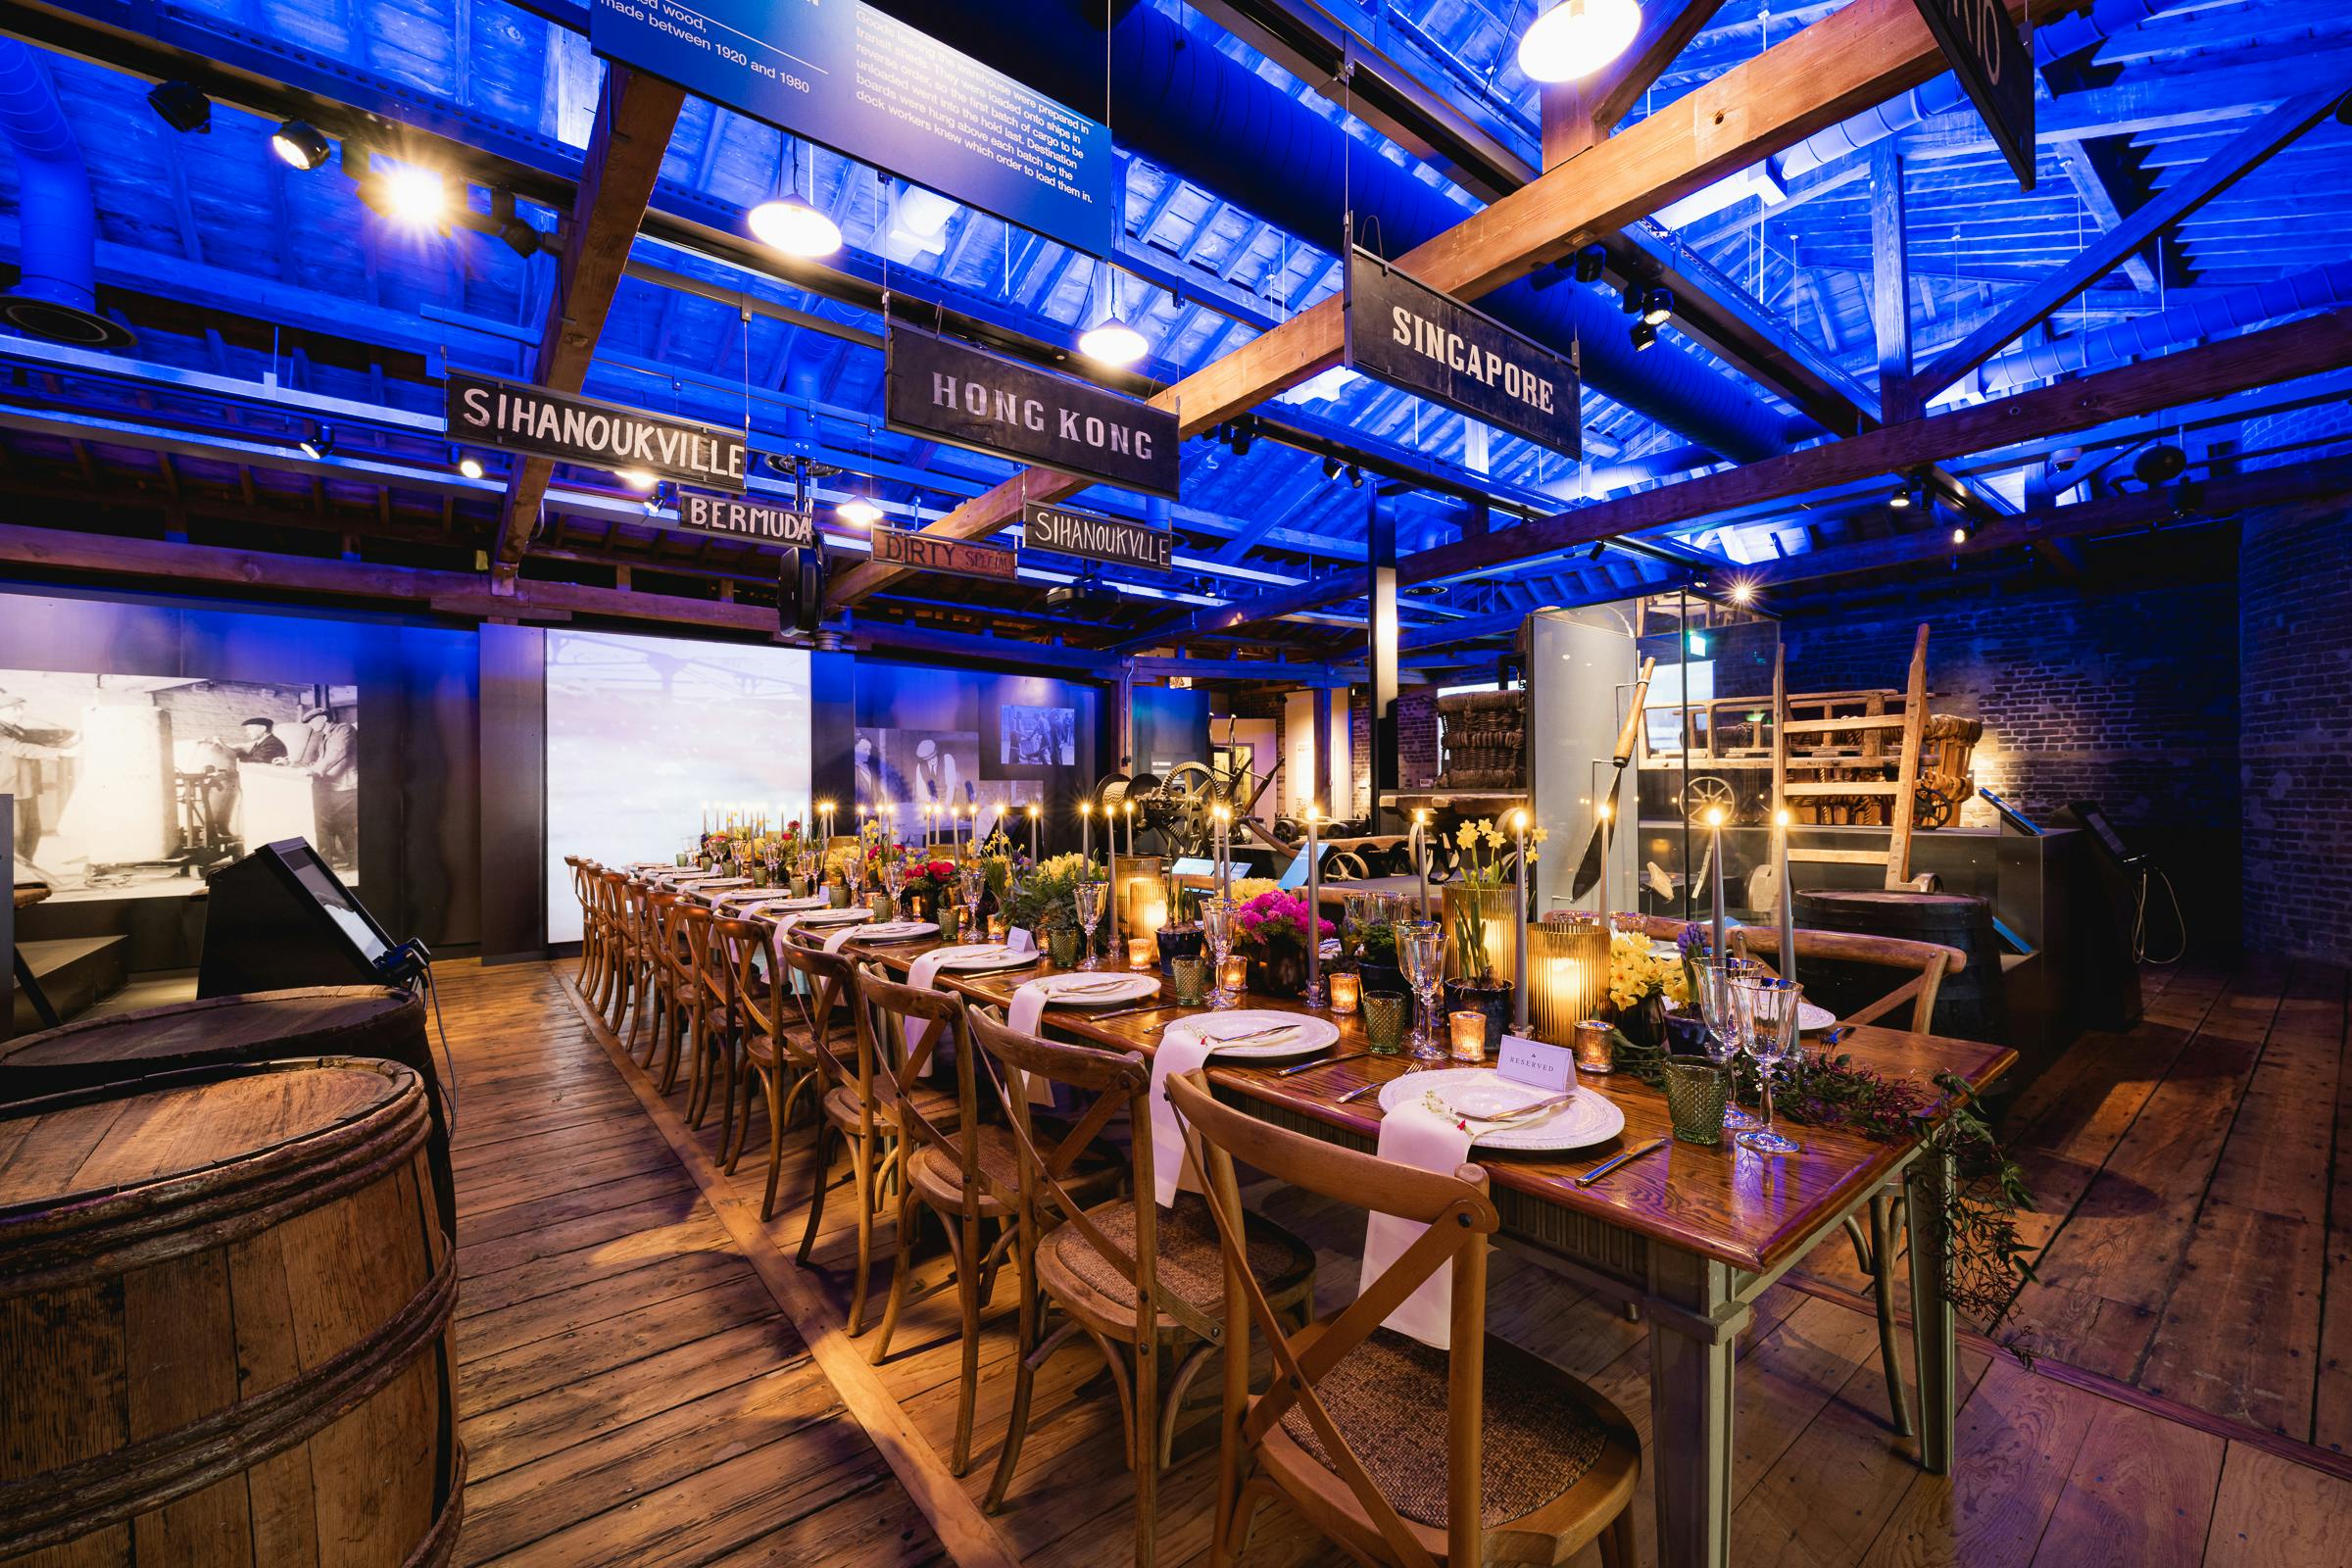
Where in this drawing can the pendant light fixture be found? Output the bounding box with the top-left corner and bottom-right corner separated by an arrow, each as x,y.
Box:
1078,262 -> 1150,368
1518,0 -> 1643,84
749,137 -> 842,259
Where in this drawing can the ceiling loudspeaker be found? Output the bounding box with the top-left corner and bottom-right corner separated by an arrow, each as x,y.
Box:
777,547 -> 827,639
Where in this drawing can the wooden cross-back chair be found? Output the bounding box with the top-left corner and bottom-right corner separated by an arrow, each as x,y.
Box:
639,890 -> 692,1089
1730,921 -> 1968,1442
672,903 -> 734,1134
1164,1069 -> 1641,1568
967,1011 -> 1314,1567
593,869 -> 636,1029
795,956 -> 963,1335
564,857 -> 600,996
617,878 -> 661,1056
721,923 -> 830,1220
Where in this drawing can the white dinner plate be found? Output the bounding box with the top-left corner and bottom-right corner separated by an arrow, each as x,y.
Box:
1377,1067 -> 1627,1152
795,906 -> 875,926
932,944 -> 1046,972
1164,1010 -> 1339,1060
744,896 -> 831,914
1021,973 -> 1160,1006
856,920 -> 939,943
1798,1001 -> 1837,1033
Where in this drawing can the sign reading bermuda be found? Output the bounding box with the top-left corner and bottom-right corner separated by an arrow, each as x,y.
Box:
1343,248 -> 1581,461
445,371 -> 747,491
885,325 -> 1179,500
672,487 -> 815,547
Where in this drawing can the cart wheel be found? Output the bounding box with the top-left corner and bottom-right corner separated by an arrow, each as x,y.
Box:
1323,851 -> 1370,882
1683,775 -> 1737,824
1914,783 -> 1957,829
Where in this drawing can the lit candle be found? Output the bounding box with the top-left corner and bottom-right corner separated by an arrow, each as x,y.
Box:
1122,799 -> 1135,857
1212,804 -> 1231,898
1776,807 -> 1797,990
1080,800 -> 1094,862
1574,1018 -> 1615,1074
1303,804 -> 1324,1007
1027,803 -> 1040,862
1412,809 -> 1432,922
1329,971 -> 1361,1014
1448,1009 -> 1487,1062
1511,808 -> 1531,1032
988,914 -> 1006,942
1595,799 -> 1614,923
1134,888 -> 1167,939
1219,954 -> 1250,997
1128,935 -> 1155,969
1707,806 -> 1728,959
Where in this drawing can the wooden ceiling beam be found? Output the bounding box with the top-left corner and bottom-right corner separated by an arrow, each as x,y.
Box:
491,64 -> 684,576
825,0 -> 2057,612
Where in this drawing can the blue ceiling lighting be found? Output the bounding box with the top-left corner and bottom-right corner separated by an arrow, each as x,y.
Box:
0,0 -> 2345,651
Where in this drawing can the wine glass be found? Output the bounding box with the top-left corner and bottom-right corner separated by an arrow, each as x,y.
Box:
1398,918 -> 1446,1060
1073,878 -> 1108,970
1694,960 -> 1761,1132
880,856 -> 906,918
959,865 -> 987,946
1735,974 -> 1803,1155
1202,896 -> 1240,1008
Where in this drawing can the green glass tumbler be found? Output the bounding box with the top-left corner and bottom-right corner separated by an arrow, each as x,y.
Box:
1362,991 -> 1411,1055
1171,956 -> 1211,1006
1049,928 -> 1082,967
1663,1059 -> 1733,1146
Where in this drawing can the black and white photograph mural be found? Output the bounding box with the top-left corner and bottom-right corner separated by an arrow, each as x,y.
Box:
999,703 -> 1077,768
3,669 -> 359,900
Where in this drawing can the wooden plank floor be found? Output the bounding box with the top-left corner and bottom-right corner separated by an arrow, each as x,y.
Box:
437,956 -> 2352,1567
435,959 -> 947,1567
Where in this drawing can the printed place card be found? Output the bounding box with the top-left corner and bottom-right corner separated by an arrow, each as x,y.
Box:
1006,926 -> 1037,955
1496,1034 -> 1576,1094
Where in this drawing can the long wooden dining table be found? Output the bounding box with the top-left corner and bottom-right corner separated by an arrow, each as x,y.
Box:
690,887 -> 2014,1568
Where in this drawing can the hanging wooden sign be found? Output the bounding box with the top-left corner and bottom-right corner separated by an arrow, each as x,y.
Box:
1343,248 -> 1581,460
870,523 -> 1019,582
1911,0 -> 2035,190
885,325 -> 1180,500
445,371 -> 748,490
1021,501 -> 1173,572
672,488 -> 816,548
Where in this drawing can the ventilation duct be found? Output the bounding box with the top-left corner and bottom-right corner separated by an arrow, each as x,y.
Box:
0,36 -> 131,348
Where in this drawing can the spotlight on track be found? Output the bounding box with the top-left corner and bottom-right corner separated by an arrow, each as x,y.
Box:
614,467 -> 658,491
1888,481 -> 1914,511
1629,320 -> 1656,351
1574,243 -> 1608,283
1619,279 -> 1644,316
380,166 -> 449,227
1348,464 -> 1363,487
450,446 -> 484,480
1641,287 -> 1674,326
146,80 -> 211,134
298,423 -> 333,461
837,495 -> 883,528
2134,442 -> 2187,486
1230,416 -> 1256,458
270,120 -> 331,170
1321,455 -> 1341,479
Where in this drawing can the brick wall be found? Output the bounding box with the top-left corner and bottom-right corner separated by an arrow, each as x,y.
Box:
2241,501 -> 2352,961
1396,688 -> 1438,789
1348,693 -> 1373,819
1779,575 -> 2241,944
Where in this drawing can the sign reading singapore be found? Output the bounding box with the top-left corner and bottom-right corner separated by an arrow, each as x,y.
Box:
1344,249 -> 1581,461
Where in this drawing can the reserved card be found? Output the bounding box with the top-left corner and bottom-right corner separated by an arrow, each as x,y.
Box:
1006,926 -> 1037,955
1496,1034 -> 1576,1094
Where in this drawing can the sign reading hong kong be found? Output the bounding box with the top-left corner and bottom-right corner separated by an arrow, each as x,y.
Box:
445,371 -> 748,491
883,325 -> 1179,500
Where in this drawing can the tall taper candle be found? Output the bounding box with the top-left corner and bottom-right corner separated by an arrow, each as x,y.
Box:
1080,800 -> 1093,863
1512,808 -> 1532,1031
1776,807 -> 1798,990
1412,809 -> 1432,923
1122,800 -> 1135,857
1707,806 -> 1728,959
1304,804 -> 1324,1006
1027,804 -> 1040,863
1595,800 -> 1614,924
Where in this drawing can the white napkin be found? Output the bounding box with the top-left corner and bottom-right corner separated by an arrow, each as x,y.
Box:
906,946 -> 988,1060
1358,1098 -> 1477,1350
1147,1025 -> 1221,1207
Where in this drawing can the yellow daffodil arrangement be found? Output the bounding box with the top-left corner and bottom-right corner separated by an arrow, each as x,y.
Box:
1607,929 -> 1690,1012
1446,817 -> 1548,888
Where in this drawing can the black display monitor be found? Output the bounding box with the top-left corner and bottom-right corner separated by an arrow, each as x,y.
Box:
198,838 -> 405,997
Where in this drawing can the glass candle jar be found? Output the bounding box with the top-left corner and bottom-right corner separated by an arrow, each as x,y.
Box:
1573,1019 -> 1615,1074
1219,956 -> 1250,997
1128,936 -> 1156,969
1328,971 -> 1361,1014
1448,1009 -> 1487,1062
987,915 -> 1006,942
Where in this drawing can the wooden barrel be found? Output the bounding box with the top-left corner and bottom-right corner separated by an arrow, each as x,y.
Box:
0,988 -> 453,1238
0,1058 -> 463,1567
1791,888 -> 2010,1044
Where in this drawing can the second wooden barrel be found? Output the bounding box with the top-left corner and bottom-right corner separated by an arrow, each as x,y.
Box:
1791,887 -> 2010,1044
0,987 -> 454,1237
0,1057 -> 463,1567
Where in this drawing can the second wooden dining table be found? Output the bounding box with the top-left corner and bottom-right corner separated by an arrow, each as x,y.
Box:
734,904 -> 2013,1568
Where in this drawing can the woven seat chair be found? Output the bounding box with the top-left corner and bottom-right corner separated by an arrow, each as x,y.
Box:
967,1009 -> 1315,1567
1733,920 -> 1965,1441
1165,1068 -> 1642,1568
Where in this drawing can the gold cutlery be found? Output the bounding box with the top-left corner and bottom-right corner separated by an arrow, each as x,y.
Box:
1573,1137 -> 1669,1188
1337,1078 -> 1387,1104
1447,1090 -> 1580,1127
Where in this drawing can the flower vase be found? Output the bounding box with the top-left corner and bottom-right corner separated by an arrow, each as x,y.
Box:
1442,979 -> 1514,1053
1440,886 -> 1517,988
1613,991 -> 1668,1050
1155,922 -> 1204,976
1246,942 -> 1307,1000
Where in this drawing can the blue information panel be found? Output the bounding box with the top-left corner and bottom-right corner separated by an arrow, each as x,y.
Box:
589,0 -> 1115,257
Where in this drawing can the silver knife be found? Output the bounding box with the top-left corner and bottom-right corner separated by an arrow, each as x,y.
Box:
1277,1050 -> 1372,1078
1573,1137 -> 1670,1188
